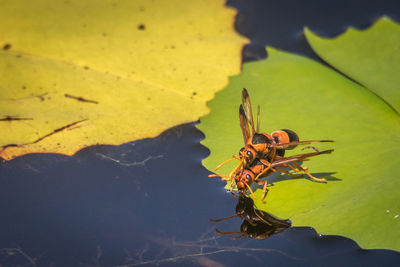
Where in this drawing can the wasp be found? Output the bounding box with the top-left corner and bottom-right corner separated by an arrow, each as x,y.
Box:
211,196 -> 291,240
212,149 -> 333,202
210,88 -> 334,202
215,88 -> 333,175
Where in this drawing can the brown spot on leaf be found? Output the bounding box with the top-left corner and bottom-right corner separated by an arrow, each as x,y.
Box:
3,43 -> 11,50
0,116 -> 33,122
64,93 -> 99,104
138,24 -> 146,30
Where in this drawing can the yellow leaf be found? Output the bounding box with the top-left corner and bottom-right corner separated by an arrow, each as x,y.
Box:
0,0 -> 248,160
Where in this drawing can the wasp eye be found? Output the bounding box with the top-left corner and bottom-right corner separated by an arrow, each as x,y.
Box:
246,150 -> 253,158
246,174 -> 251,180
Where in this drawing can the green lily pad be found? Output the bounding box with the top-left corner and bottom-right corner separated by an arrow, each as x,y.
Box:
305,17 -> 400,113
198,18 -> 400,251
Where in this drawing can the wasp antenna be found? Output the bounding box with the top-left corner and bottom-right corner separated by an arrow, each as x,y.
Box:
208,174 -> 231,178
214,156 -> 238,171
229,159 -> 243,179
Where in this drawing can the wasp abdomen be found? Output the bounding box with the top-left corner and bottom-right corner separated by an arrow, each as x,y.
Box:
281,129 -> 299,144
272,129 -> 299,157
272,129 -> 299,148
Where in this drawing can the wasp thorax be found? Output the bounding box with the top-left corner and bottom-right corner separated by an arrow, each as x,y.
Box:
236,169 -> 254,184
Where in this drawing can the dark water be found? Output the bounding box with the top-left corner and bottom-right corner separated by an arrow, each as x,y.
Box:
1,1 -> 400,266
1,124 -> 400,266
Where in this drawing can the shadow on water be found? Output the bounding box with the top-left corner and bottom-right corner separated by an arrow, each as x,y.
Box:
1,123 -> 399,266
227,0 -> 400,62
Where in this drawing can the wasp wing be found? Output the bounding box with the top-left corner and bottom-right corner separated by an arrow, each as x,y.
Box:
239,104 -> 251,145
242,88 -> 256,135
273,140 -> 334,150
271,149 -> 334,166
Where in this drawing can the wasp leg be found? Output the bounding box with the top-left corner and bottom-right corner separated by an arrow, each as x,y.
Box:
274,167 -> 303,178
216,229 -> 240,235
287,163 -> 302,172
292,162 -> 327,182
216,229 -> 244,239
254,159 -> 272,180
269,147 -> 277,162
301,146 -> 319,153
254,209 -> 273,226
287,163 -> 308,172
210,215 -> 238,222
256,180 -> 269,203
244,182 -> 256,200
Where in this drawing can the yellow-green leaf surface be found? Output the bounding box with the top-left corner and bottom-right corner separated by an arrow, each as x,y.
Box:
0,0 -> 247,160
305,17 -> 400,112
198,19 -> 400,251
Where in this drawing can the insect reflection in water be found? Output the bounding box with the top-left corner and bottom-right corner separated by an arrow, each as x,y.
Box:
211,196 -> 291,240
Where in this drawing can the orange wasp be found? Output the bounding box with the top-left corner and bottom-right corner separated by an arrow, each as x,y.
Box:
233,149 -> 333,202
212,149 -> 334,202
216,88 -> 333,174
210,88 -> 334,202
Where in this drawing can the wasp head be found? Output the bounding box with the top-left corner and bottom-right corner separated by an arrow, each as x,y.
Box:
235,169 -> 254,194
239,146 -> 256,167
